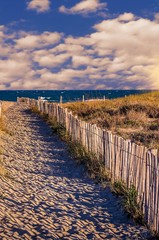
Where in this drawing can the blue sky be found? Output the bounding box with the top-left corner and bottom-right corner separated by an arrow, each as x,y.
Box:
0,0 -> 159,90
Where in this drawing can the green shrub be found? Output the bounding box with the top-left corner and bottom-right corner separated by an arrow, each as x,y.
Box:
113,181 -> 144,224
124,185 -> 144,224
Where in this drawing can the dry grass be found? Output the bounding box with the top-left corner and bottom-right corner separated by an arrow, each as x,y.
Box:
0,102 -> 15,134
0,101 -> 13,177
0,116 -> 7,133
63,91 -> 159,151
1,101 -> 15,114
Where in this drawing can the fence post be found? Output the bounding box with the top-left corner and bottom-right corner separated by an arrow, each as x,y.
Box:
60,96 -> 63,104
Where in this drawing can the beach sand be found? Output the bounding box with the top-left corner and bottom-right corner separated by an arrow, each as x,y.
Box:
0,102 -> 152,239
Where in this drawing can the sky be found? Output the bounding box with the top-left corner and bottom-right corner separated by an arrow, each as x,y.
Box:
0,0 -> 159,90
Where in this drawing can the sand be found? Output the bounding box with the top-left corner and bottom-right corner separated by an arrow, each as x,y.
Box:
0,102 -> 152,239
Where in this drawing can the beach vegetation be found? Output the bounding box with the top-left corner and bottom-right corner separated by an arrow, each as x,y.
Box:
0,103 -> 12,177
63,91 -> 159,152
112,181 -> 144,224
68,141 -> 111,183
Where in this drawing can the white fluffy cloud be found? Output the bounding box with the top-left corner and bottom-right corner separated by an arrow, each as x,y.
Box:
33,53 -> 70,67
91,15 -> 159,88
117,12 -> 136,22
15,32 -> 61,49
59,0 -> 107,15
0,53 -> 33,88
27,0 -> 50,13
1,13 -> 159,90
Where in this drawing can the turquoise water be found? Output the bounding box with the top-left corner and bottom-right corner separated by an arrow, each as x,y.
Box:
0,90 -> 151,102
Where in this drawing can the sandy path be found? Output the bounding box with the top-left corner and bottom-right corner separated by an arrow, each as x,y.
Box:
0,103 -> 151,239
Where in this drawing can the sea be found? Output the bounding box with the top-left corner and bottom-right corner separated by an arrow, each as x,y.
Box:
0,90 -> 152,103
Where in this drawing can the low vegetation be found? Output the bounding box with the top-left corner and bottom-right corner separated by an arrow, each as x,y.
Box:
68,141 -> 111,183
0,117 -> 9,134
0,102 -> 14,135
0,103 -> 10,178
112,181 -> 144,224
63,91 -> 159,152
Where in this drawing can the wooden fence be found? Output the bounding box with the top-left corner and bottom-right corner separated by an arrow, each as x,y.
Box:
18,97 -> 159,234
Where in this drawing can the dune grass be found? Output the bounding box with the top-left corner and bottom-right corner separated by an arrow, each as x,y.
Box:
112,181 -> 144,224
63,91 -> 159,152
0,102 -> 12,177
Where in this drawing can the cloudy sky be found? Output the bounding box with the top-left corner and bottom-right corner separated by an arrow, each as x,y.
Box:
0,0 -> 159,90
